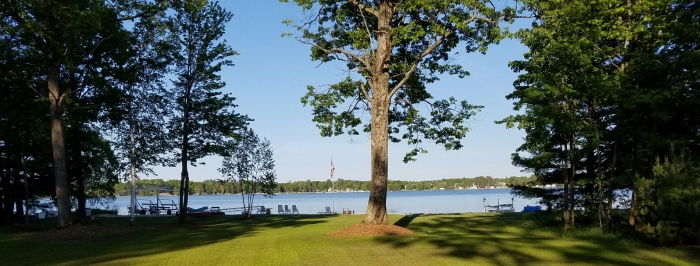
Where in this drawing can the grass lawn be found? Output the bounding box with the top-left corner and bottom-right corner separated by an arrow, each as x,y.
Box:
1,213 -> 698,266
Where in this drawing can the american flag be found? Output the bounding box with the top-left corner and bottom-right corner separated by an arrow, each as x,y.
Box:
330,158 -> 335,180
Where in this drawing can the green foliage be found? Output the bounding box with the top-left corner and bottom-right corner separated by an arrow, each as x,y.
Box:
500,0 -> 700,232
287,0 -> 514,162
637,150 -> 700,245
89,208 -> 119,215
165,0 -> 250,166
106,4 -> 172,182
218,129 -> 277,216
78,129 -> 120,206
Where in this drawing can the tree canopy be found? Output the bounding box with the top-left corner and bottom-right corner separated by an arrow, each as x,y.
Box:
283,0 -> 525,225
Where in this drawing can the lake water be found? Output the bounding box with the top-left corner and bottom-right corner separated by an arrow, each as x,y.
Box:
104,189 -> 540,215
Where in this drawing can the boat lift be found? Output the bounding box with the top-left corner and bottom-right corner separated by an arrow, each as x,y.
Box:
483,197 -> 515,213
128,186 -> 178,215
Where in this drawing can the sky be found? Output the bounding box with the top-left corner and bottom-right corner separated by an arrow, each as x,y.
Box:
150,1 -> 533,183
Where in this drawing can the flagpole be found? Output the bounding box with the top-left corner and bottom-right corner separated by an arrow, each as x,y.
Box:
331,156 -> 335,214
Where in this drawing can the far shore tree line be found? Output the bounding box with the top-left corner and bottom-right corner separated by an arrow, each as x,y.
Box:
113,175 -> 537,196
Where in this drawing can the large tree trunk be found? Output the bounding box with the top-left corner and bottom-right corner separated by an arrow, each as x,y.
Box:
48,66 -> 72,228
363,98 -> 389,225
362,1 -> 393,225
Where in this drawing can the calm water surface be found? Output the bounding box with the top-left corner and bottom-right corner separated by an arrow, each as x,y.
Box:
104,189 -> 539,215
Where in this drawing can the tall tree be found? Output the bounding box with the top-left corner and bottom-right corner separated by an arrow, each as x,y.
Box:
104,5 -> 171,226
0,0 -> 158,227
283,0 -> 522,224
498,0 -> 614,229
165,0 -> 249,224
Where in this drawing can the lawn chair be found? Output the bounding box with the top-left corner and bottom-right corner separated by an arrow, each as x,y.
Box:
257,206 -> 265,214
318,206 -> 331,214
277,205 -> 284,214
284,205 -> 291,214
292,205 -> 299,214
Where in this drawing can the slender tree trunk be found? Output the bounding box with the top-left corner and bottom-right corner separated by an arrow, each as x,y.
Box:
586,151 -> 596,217
129,118 -> 136,226
570,139 -> 576,228
563,143 -> 570,230
179,93 -> 190,224
15,199 -> 23,216
1,167 -> 12,223
606,139 -> 618,229
594,146 -> 604,232
179,154 -> 189,223
13,173 -> 24,219
0,165 -> 4,224
362,1 -> 393,225
23,170 -> 29,225
48,66 -> 71,228
240,179 -> 246,217
74,130 -> 87,220
19,152 -> 30,225
629,188 -> 636,227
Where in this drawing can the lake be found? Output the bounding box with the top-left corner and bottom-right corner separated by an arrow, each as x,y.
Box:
104,189 -> 540,215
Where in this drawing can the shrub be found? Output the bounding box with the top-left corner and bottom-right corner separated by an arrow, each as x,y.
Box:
636,150 -> 700,245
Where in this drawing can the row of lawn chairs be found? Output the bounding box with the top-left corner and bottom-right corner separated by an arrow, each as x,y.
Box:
277,204 -> 299,214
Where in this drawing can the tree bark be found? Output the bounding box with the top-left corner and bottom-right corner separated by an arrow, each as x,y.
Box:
569,139 -> 576,228
48,66 -> 72,228
629,188 -> 636,227
1,166 -> 12,223
129,119 -> 136,226
563,143 -> 570,230
363,98 -> 389,225
178,85 -> 191,224
606,139 -> 618,229
179,156 -> 189,223
362,1 -> 393,225
74,130 -> 87,220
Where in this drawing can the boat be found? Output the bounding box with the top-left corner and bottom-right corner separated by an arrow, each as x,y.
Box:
186,206 -> 225,216
521,205 -> 543,212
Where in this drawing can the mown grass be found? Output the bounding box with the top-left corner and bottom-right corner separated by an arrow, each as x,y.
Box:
1,213 -> 698,266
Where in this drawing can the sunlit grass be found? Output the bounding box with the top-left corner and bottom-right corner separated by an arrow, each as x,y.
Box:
1,213 -> 697,266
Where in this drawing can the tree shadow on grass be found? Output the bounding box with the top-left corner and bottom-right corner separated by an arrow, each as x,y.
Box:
1,214 -> 330,266
380,213 -> 689,266
393,213 -> 421,228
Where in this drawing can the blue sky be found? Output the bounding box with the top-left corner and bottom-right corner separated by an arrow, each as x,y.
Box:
150,1 -> 532,183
